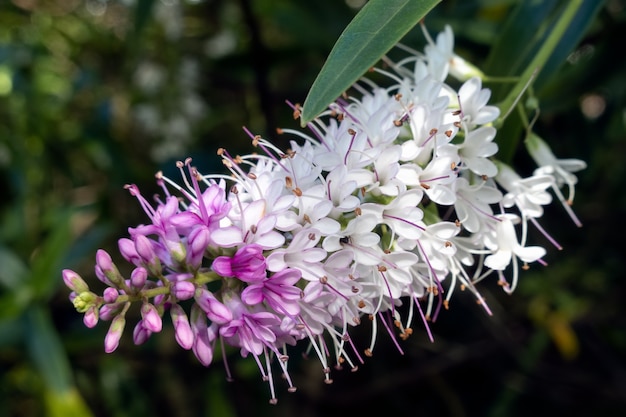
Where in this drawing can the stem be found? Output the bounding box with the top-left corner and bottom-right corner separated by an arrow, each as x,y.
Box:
497,0 -> 583,123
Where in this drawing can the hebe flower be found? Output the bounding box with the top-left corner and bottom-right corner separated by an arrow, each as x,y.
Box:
63,25 -> 585,404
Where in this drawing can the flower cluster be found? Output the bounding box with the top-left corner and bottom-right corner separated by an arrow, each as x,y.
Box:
63,25 -> 585,404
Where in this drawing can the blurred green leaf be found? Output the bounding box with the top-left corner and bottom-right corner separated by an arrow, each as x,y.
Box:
487,0 -> 603,162
0,246 -> 29,290
26,306 -> 94,417
300,0 -> 441,124
29,211 -> 73,300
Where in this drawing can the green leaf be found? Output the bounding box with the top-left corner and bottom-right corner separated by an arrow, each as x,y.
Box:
486,0 -> 602,163
300,0 -> 441,125
25,306 -> 93,417
0,246 -> 29,290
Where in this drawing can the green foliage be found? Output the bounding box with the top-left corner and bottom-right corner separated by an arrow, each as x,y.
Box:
300,0 -> 441,124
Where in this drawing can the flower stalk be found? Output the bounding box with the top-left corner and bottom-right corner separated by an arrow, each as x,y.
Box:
63,24 -> 585,404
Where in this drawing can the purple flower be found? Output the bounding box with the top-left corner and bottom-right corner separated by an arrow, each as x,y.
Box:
194,288 -> 233,324
219,293 -> 281,357
241,268 -> 302,316
212,243 -> 267,282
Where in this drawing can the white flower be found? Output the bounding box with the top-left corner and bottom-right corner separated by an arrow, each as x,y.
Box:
455,77 -> 500,127
484,214 -> 546,293
422,24 -> 485,82
360,189 -> 425,240
495,162 -> 553,219
397,145 -> 459,205
322,214 -> 381,266
457,126 -> 499,177
453,177 -> 502,234
525,133 -> 585,226
266,228 -> 327,280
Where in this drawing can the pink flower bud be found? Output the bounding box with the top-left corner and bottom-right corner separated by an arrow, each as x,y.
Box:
133,321 -> 152,345
170,303 -> 193,350
140,302 -> 162,333
190,304 -> 213,366
130,267 -> 148,289
104,314 -> 126,353
62,269 -> 89,293
134,234 -> 157,265
96,249 -> 124,287
100,303 -> 125,321
83,306 -> 99,328
194,288 -> 232,324
187,227 -> 210,268
118,238 -> 141,265
103,287 -> 119,304
96,249 -> 114,271
172,281 -> 195,301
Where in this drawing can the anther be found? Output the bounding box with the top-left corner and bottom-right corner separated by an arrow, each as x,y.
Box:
320,276 -> 328,284
443,300 -> 450,310
252,135 -> 261,146
394,119 -> 403,126
247,173 -> 257,180
276,127 -> 284,134
429,128 -> 438,135
348,128 -> 356,135
378,265 -> 387,272
445,130 -> 453,137
308,232 -> 316,240
394,93 -> 403,101
293,187 -> 303,197
250,224 -> 257,234
364,349 -> 373,357
522,263 -> 530,271
420,183 -> 431,189
216,148 -> 225,156
355,207 -> 362,216
358,300 -> 366,308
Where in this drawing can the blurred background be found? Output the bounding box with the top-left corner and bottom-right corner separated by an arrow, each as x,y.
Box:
0,0 -> 625,416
